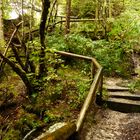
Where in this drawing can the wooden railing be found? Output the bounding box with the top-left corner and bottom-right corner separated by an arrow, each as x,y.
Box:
56,51 -> 103,132
35,51 -> 103,140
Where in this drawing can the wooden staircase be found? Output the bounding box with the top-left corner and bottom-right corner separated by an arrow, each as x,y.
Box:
97,80 -> 140,113
106,91 -> 140,113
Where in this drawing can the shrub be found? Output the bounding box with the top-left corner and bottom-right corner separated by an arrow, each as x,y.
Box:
47,33 -> 133,77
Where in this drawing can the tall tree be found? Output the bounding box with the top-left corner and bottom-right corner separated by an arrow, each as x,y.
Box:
39,0 -> 50,76
40,0 -> 50,47
65,0 -> 71,34
0,0 -> 4,50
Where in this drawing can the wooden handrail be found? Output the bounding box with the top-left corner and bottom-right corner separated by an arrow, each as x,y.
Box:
49,18 -> 103,28
92,58 -> 101,69
36,51 -> 103,139
76,68 -> 103,131
56,51 -> 101,69
56,51 -> 92,61
24,18 -> 104,35
56,51 -> 103,132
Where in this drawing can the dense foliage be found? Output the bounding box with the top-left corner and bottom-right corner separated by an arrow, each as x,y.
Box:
47,33 -> 133,77
71,0 -> 125,18
0,0 -> 140,139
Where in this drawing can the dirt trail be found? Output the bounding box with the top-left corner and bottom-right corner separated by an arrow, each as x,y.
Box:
80,108 -> 140,140
80,77 -> 140,140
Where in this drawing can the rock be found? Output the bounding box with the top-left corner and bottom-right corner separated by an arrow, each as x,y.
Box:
34,122 -> 76,140
48,122 -> 66,133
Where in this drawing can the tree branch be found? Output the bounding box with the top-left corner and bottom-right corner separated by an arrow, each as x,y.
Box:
46,0 -> 57,30
11,44 -> 25,71
0,21 -> 23,68
0,53 -> 33,95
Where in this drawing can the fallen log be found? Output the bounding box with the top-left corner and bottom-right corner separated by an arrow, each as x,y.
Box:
34,122 -> 76,140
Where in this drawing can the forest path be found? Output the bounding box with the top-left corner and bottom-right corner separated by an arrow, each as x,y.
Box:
80,78 -> 140,140
103,78 -> 140,112
81,108 -> 140,140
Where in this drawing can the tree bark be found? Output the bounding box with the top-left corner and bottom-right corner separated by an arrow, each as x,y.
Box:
39,0 -> 50,47
0,0 -> 5,49
65,0 -> 71,34
47,0 -> 57,30
11,44 -> 25,70
0,53 -> 33,95
0,21 -> 23,68
21,0 -> 24,40
108,0 -> 112,18
95,0 -> 99,19
39,0 -> 50,76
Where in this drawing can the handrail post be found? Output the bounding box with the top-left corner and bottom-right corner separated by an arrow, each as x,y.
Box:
76,68 -> 102,132
91,61 -> 95,80
98,70 -> 103,101
60,17 -> 63,31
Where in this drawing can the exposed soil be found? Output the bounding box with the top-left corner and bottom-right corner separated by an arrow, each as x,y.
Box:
80,77 -> 140,140
80,108 -> 140,140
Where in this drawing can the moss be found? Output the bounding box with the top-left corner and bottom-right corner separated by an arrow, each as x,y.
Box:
2,128 -> 21,140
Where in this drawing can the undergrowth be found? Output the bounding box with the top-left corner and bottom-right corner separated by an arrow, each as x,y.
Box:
47,33 -> 133,77
0,55 -> 91,139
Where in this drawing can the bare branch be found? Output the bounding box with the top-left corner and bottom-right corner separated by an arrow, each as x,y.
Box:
0,21 -> 23,68
11,44 -> 25,71
0,53 -> 33,94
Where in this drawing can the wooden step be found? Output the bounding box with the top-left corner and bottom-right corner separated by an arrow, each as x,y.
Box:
106,98 -> 140,113
105,86 -> 129,92
108,92 -> 140,100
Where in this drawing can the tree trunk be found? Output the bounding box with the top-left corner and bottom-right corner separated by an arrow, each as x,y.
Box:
65,0 -> 71,34
0,0 -> 5,50
47,0 -> 57,31
39,0 -> 50,76
108,0 -> 112,18
21,0 -> 24,40
39,0 -> 50,47
0,53 -> 33,95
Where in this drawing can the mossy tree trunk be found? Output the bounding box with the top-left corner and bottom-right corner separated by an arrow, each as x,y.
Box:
0,0 -> 5,50
39,0 -> 50,76
0,53 -> 33,95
